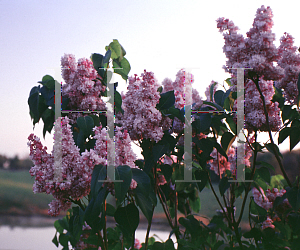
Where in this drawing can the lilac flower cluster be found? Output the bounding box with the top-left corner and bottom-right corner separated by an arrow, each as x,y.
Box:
162,69 -> 202,110
28,117 -> 138,216
277,32 -> 300,106
217,5 -> 284,83
61,54 -> 107,124
242,78 -> 282,132
252,187 -> 288,229
216,5 -> 299,132
120,70 -> 172,143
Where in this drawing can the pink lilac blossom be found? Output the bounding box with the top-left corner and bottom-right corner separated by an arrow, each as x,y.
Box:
92,125 -> 138,190
162,69 -> 203,109
162,69 -> 203,134
208,133 -> 253,176
208,146 -> 236,176
28,117 -> 138,216
236,78 -> 282,132
28,117 -> 93,216
129,239 -> 142,250
217,6 -> 284,83
61,54 -> 107,124
252,187 -> 287,229
75,223 -> 102,250
120,70 -> 172,143
277,32 -> 300,106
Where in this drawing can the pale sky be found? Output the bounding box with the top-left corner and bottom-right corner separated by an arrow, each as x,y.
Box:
1,0 -> 299,158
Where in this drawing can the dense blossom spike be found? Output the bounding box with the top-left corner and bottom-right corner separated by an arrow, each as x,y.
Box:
120,70 -> 172,142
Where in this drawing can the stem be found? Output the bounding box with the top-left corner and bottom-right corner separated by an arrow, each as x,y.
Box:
132,231 -> 135,250
237,131 -> 258,226
103,200 -> 108,250
144,205 -> 155,250
144,163 -> 158,250
67,198 -> 85,211
251,74 -> 292,187
174,188 -> 178,233
233,222 -> 244,250
208,174 -> 233,229
97,230 -> 106,250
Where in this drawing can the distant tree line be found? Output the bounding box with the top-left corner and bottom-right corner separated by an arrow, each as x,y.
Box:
0,154 -> 33,170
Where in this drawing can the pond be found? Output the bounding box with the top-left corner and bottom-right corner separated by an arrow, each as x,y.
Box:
0,226 -> 176,249
0,216 -> 177,249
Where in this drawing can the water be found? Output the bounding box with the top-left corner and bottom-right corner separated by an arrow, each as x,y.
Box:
0,226 -> 176,250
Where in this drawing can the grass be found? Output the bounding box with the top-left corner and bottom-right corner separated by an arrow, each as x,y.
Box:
0,169 -> 53,215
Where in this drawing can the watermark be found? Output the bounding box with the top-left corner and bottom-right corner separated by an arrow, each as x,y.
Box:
51,65 -> 123,183
178,67 -> 253,183
51,65 -> 252,183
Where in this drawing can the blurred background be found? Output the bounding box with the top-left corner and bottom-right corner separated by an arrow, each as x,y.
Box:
0,0 -> 299,249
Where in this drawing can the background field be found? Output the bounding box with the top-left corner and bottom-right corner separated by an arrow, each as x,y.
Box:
1,149 -> 299,229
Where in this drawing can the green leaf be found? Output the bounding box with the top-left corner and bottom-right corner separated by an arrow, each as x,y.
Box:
38,75 -> 55,90
193,112 -> 212,133
288,212 -> 300,234
221,132 -> 236,154
194,170 -> 209,192
256,167 -> 270,184
255,161 -> 275,172
243,228 -> 262,242
106,203 -> 116,217
152,144 -> 169,162
214,90 -> 225,106
189,196 -> 201,213
114,89 -> 123,114
69,207 -> 84,242
52,233 -> 59,247
133,185 -> 154,223
297,72 -> 300,108
290,119 -> 300,150
219,177 -> 230,196
59,233 -> 69,248
270,175 -> 286,190
103,50 -> 111,64
132,168 -> 151,196
28,86 -> 40,123
115,165 -> 132,206
91,53 -> 104,78
252,142 -> 264,152
272,87 -> 285,109
152,239 -> 175,250
202,100 -> 223,111
114,203 -> 139,235
278,127 -> 291,144
265,143 -> 283,159
210,82 -> 218,102
212,139 -> 228,161
77,116 -> 94,137
225,115 -> 237,135
90,164 -> 106,198
41,108 -> 54,138
84,187 -> 107,229
225,78 -> 232,86
179,215 -> 201,240
108,39 -> 123,60
287,187 -> 300,211
156,90 -> 175,110
113,57 -> 131,80
160,164 -> 173,182
250,198 -> 267,216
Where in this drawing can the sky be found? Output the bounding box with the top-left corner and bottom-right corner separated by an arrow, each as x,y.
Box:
0,0 -> 299,159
